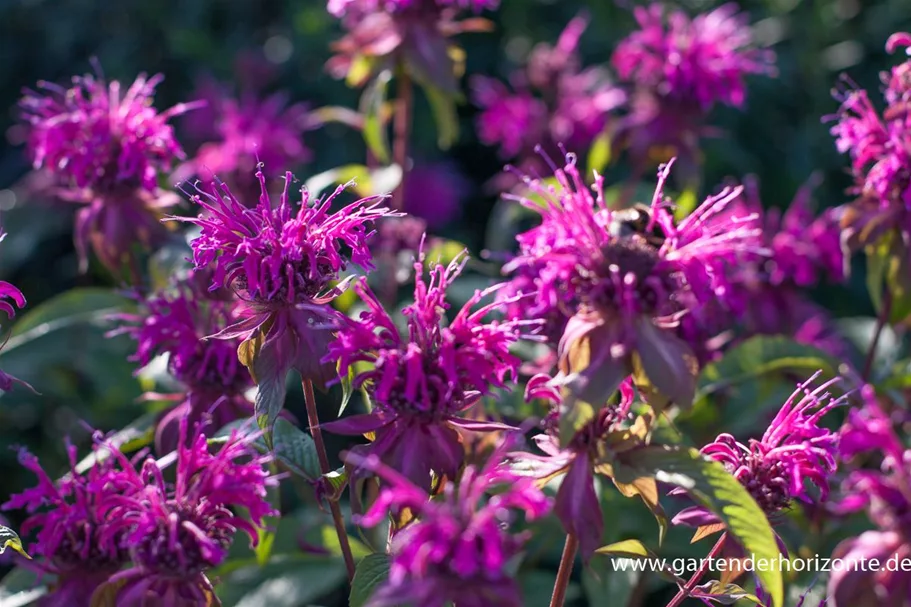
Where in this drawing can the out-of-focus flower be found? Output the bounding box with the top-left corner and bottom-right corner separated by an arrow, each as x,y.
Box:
114,270 -> 254,452
323,249 -> 538,491
103,421 -> 276,605
829,33 -> 911,251
403,162 -> 468,229
828,394 -> 911,606
673,373 -> 842,528
177,168 -> 394,420
20,65 -> 200,274
472,15 -> 625,186
350,445 -> 551,607
368,216 -> 428,299
680,177 -> 850,363
327,0 -> 497,93
612,3 -> 775,183
180,86 -> 312,204
507,378 -> 637,557
1,442 -> 135,606
502,155 -> 762,407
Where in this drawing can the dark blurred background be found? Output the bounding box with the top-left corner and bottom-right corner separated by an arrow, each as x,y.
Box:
0,0 -> 908,604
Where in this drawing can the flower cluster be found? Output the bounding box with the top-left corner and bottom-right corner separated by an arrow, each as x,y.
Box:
674,373 -> 843,528
827,394 -> 911,606
502,155 -> 762,406
612,3 -> 775,182
323,249 -> 537,490
472,15 -> 625,184
115,270 -> 254,452
327,0 -> 497,91
351,448 -> 551,607
20,65 -> 200,273
829,33 -> 911,249
179,168 -> 394,390
2,422 -> 274,606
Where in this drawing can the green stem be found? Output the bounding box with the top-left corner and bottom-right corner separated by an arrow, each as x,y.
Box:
862,289 -> 893,382
302,377 -> 357,582
549,534 -> 579,607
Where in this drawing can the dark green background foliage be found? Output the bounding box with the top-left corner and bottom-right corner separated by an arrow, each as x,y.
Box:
0,0 -> 908,605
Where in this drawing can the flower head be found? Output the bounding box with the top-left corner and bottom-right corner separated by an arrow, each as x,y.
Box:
828,33 -> 911,249
323,249 -> 537,490
327,0 -> 496,92
116,270 -> 254,451
674,373 -> 842,527
502,155 -> 762,406
186,89 -> 312,203
350,447 -> 550,607
1,442 -> 135,606
103,421 -> 276,605
178,168 -> 394,391
20,65 -> 199,273
611,3 -> 775,184
828,393 -> 911,605
472,15 -> 625,183
612,3 -> 775,110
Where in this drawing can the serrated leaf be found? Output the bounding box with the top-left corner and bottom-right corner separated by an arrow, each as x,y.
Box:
271,419 -> 321,480
360,71 -> 392,163
423,84 -> 459,150
0,526 -> 30,559
350,554 -> 391,607
217,556 -> 346,607
694,581 -> 763,605
617,446 -> 783,607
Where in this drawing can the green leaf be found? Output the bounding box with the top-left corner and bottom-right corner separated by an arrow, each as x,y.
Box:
0,567 -> 48,607
323,466 -> 349,501
216,556 -> 347,607
593,539 -> 655,559
559,398 -> 595,447
695,581 -> 764,605
695,336 -> 838,404
338,361 -> 356,417
674,188 -> 699,221
587,131 -> 612,175
866,234 -> 911,323
360,71 -> 392,163
212,419 -> 320,480
350,553 -> 391,607
423,84 -> 460,150
424,239 -> 467,267
305,164 -> 402,198
255,465 -> 281,567
582,567 -> 640,607
0,526 -> 30,559
271,419 -> 321,480
617,446 -> 783,607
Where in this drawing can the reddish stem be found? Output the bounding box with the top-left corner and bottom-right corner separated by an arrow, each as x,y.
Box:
665,533 -> 728,607
549,534 -> 579,607
302,377 -> 357,582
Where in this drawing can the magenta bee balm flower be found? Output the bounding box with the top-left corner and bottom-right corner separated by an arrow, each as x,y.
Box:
115,270 -> 254,452
829,33 -> 911,249
323,250 -> 537,491
350,448 -> 551,607
103,422 -> 277,605
0,227 -> 29,393
20,65 -> 200,274
178,168 -> 394,426
611,3 -> 775,182
1,442 -> 134,606
503,155 -> 762,407
673,373 -> 843,528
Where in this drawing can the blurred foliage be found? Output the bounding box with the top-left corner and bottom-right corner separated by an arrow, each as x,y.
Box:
1,0 -> 910,605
